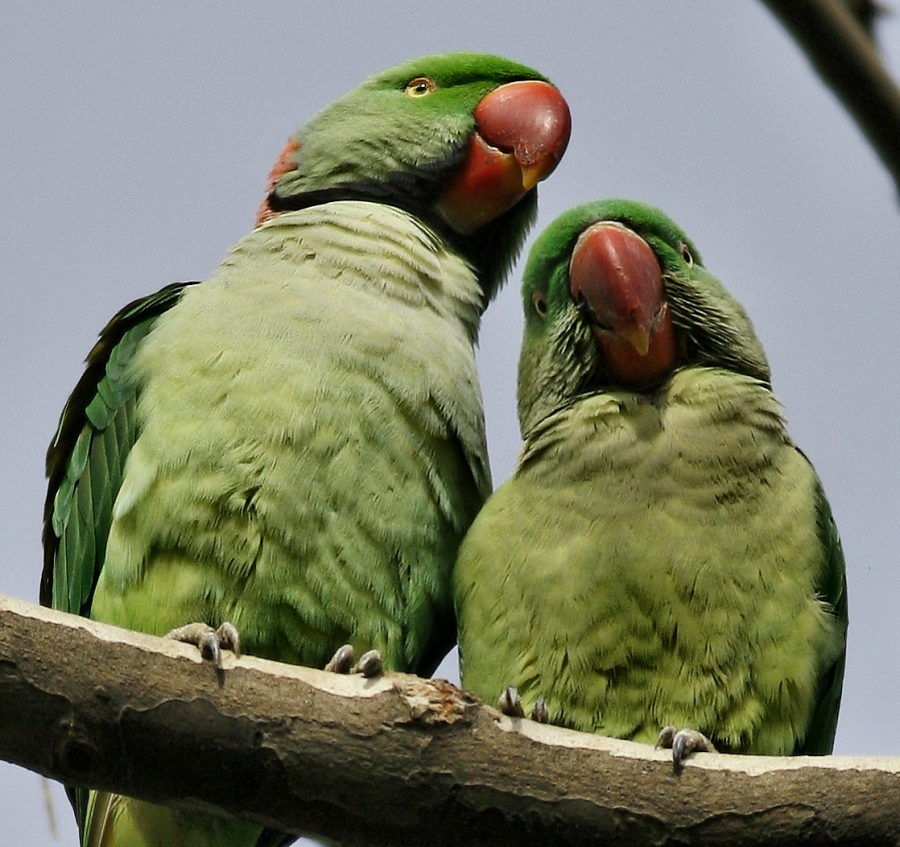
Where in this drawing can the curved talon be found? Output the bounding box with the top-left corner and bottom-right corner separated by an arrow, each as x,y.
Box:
656,726 -> 717,773
199,630 -> 222,666
215,622 -> 240,657
324,643 -> 355,674
165,621 -> 240,669
325,645 -> 384,677
531,697 -> 549,724
353,649 -> 383,678
499,685 -> 526,718
656,725 -> 676,749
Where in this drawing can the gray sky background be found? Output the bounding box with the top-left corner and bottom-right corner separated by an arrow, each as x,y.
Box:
2,3 -> 900,845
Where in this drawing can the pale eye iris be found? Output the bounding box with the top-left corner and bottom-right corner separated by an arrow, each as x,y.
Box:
405,76 -> 436,97
532,291 -> 548,319
679,243 -> 694,267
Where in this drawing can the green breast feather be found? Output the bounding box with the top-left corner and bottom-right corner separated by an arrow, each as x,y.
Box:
42,51 -> 571,847
455,198 -> 847,758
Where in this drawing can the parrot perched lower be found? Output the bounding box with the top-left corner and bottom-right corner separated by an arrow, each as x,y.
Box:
41,53 -> 570,847
454,199 -> 847,768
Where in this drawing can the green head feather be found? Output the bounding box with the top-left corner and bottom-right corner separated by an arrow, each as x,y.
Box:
266,53 -> 553,303
278,53 -> 548,201
518,199 -> 770,434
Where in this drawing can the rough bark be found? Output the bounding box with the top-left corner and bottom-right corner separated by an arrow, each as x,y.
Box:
1,594 -> 899,846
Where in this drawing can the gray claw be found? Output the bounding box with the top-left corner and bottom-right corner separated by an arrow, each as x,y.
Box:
531,696 -> 549,724
656,726 -> 716,773
499,685 -> 526,718
324,643 -> 355,674
656,725 -> 676,749
353,649 -> 383,678
166,621 -> 240,669
214,622 -> 240,657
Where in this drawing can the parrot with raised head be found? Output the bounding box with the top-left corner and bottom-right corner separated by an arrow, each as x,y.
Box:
42,52 -> 570,847
455,198 -> 846,770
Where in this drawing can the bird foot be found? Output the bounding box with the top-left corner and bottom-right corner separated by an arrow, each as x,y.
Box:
166,621 -> 240,668
499,685 -> 525,717
499,686 -> 549,723
323,644 -> 383,678
656,726 -> 717,773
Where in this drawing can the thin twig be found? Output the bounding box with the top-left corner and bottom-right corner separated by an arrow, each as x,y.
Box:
761,0 -> 900,197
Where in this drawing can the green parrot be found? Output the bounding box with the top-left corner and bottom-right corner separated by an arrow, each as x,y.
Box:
41,53 -> 570,847
454,199 -> 847,770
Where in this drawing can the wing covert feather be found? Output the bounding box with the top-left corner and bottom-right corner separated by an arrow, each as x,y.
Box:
801,481 -> 848,754
41,282 -> 196,615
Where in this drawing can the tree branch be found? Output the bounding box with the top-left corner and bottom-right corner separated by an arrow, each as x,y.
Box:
1,594 -> 898,846
760,0 -> 900,197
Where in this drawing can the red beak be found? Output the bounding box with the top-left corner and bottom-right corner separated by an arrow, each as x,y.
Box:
569,221 -> 678,386
437,80 -> 571,233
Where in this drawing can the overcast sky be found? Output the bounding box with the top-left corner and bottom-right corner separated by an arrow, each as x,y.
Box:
2,3 -> 900,845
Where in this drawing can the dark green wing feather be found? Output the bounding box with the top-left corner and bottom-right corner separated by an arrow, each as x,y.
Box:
41,281 -> 196,616
799,480 -> 849,754
41,280 -> 308,847
41,282 -> 195,837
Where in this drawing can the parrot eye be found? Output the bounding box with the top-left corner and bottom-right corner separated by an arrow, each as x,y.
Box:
679,243 -> 694,267
405,77 -> 436,97
532,291 -> 548,319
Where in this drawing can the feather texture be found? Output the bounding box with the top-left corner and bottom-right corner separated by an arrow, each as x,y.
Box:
42,52 -> 569,846
457,367 -> 846,753
455,199 -> 847,758
90,203 -> 488,672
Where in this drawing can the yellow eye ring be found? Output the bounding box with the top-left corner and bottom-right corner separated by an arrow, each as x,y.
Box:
679,243 -> 694,267
405,76 -> 436,97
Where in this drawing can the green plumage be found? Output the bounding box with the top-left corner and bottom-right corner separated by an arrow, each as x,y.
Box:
42,53 -> 563,847
455,199 -> 847,757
